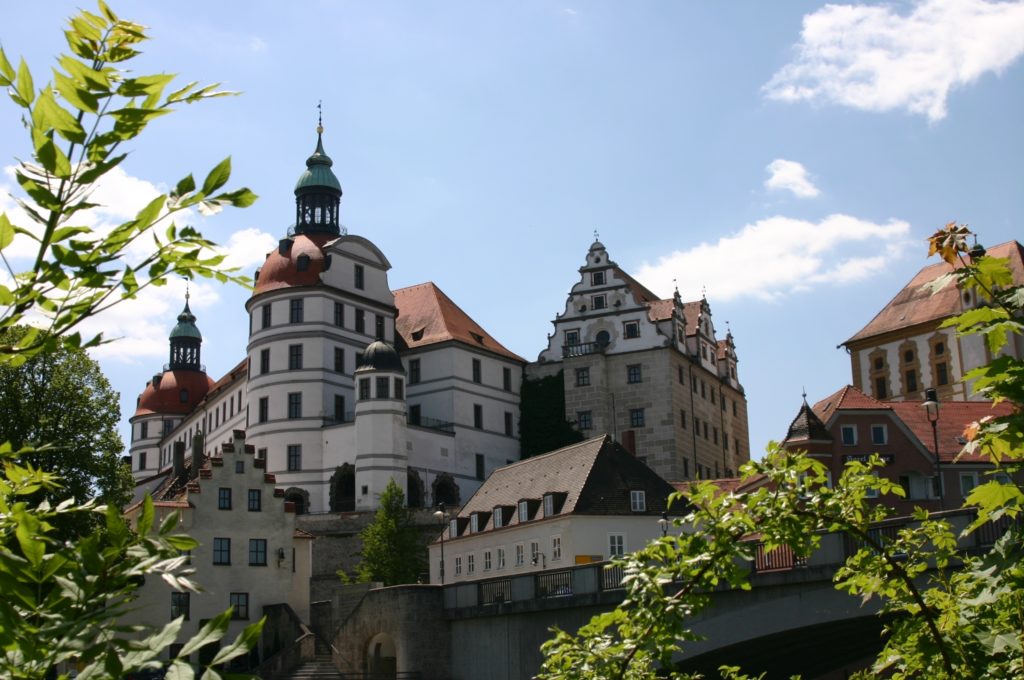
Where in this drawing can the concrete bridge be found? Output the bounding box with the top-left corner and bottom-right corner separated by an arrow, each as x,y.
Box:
323,510 -> 1005,679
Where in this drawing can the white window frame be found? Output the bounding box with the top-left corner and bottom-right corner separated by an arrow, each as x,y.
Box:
493,507 -> 504,528
870,424 -> 888,445
552,535 -> 562,561
960,472 -> 980,498
497,547 -> 506,570
454,556 -> 462,576
592,294 -> 607,310
624,320 -> 641,339
591,271 -> 605,286
449,518 -> 458,537
630,490 -> 646,512
515,543 -> 525,567
470,514 -> 478,533
565,329 -> 580,346
484,550 -> 492,571
467,553 -> 475,574
840,424 -> 857,446
530,541 -> 540,563
518,500 -> 530,522
608,534 -> 625,558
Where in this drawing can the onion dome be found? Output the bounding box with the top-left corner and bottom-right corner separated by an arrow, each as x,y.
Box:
356,340 -> 405,373
253,232 -> 335,294
293,126 -> 342,235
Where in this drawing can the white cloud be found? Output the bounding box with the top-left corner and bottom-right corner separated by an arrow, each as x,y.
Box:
635,214 -> 912,302
219,227 -> 277,271
763,0 -> 1024,121
248,36 -> 268,52
764,159 -> 820,198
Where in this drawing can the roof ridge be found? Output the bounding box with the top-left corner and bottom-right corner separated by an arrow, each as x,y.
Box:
498,434 -> 608,470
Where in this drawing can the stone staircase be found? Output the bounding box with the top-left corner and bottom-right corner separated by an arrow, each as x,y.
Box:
289,654 -> 343,679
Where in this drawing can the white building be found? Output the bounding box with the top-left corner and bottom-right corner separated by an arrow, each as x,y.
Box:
428,435 -> 678,584
129,129 -> 525,513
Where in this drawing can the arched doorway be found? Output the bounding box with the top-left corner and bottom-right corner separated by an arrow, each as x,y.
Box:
329,464 -> 355,512
432,473 -> 459,507
407,469 -> 424,508
284,487 -> 310,515
366,632 -> 397,677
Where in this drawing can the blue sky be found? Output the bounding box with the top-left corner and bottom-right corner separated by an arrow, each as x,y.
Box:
2,1 -> 1022,463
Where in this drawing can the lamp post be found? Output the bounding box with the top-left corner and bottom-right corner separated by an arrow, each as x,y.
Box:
659,510 -> 669,537
923,388 -> 944,510
433,502 -> 449,584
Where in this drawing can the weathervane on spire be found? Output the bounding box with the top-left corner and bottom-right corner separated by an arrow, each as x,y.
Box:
184,277 -> 190,302
593,229 -> 600,241
317,100 -> 323,135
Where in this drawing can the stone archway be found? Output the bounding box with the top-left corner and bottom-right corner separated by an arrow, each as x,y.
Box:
432,473 -> 459,507
284,487 -> 310,515
407,469 -> 424,508
329,463 -> 356,512
365,632 -> 397,677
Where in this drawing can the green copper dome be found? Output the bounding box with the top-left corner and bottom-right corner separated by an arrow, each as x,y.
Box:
169,301 -> 202,341
294,133 -> 342,193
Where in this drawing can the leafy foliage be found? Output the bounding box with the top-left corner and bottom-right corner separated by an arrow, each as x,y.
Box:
0,325 -> 131,538
354,479 -> 426,586
539,223 -> 1024,679
0,0 -> 256,367
520,370 -> 585,458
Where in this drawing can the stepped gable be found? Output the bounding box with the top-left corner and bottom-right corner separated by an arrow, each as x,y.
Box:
393,281 -> 524,362
845,240 -> 1024,345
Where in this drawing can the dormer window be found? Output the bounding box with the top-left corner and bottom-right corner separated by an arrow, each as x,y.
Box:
296,254 -> 310,271
543,494 -> 554,517
591,271 -> 605,286
470,514 -> 479,533
592,294 -> 607,310
518,500 -> 531,522
630,490 -> 646,512
493,507 -> 504,528
449,518 -> 459,537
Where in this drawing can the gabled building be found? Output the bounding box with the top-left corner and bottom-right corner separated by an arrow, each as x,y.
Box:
781,385 -> 1016,511
528,239 -> 750,482
123,430 -> 313,665
842,240 -> 1024,402
428,434 -> 677,584
128,128 -> 524,513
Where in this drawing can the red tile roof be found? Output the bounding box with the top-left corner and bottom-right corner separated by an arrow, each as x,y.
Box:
253,233 -> 336,294
812,385 -> 891,424
134,369 -> 216,417
845,240 -> 1023,345
393,282 -> 524,362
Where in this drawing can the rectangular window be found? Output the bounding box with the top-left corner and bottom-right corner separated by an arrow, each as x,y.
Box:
484,550 -> 492,571
454,556 -> 462,576
515,544 -> 525,566
171,592 -> 190,620
449,518 -> 459,537
713,427 -> 718,445
609,534 -> 625,557
354,264 -> 365,290
470,514 -> 479,534
871,424 -> 888,445
288,344 -> 303,370
409,404 -> 421,426
394,378 -> 404,400
334,347 -> 344,373
504,411 -> 514,436
139,451 -> 147,470
905,369 -> 918,393
334,394 -> 345,422
530,541 -> 540,563
543,494 -> 555,516
577,410 -> 592,430
552,535 -> 562,561
141,421 -> 149,439
518,500 -> 530,522
467,554 -> 475,574
701,381 -> 706,398
230,592 -> 249,620
287,392 -> 302,419
680,410 -> 687,429
630,490 -> 646,512
248,539 -> 267,566
936,362 -> 949,386
841,425 -> 857,446
359,378 -> 371,400
875,376 -> 888,399
629,408 -> 645,428
493,507 -> 504,528
259,349 -> 270,374
334,302 -> 344,327
261,304 -> 272,329
627,364 -> 642,383
565,329 -> 580,346
960,473 -> 979,498
375,314 -> 385,340
355,309 -> 365,334
213,537 -> 230,565
475,453 -> 485,481
473,404 -> 483,429
289,298 -> 303,323
624,321 -> 640,339
258,397 -> 268,423
591,270 -> 605,285
723,432 -> 729,450
503,367 -> 512,391
497,547 -> 506,569
376,376 -> 390,399
575,367 -> 590,387
592,294 -> 606,310
218,488 -> 231,510
287,444 -> 301,472
409,359 -> 421,384
733,400 -> 738,417
248,489 -> 261,512
472,358 -> 482,384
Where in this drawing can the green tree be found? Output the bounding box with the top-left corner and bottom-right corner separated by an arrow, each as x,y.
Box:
539,224 -> 1024,679
520,371 -> 585,458
356,479 -> 427,586
0,325 -> 131,538
0,3 -> 262,677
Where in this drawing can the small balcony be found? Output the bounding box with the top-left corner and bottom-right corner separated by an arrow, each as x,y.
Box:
563,341 -> 608,358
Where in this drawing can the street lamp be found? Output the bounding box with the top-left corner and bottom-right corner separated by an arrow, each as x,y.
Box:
433,502 -> 449,584
658,510 -> 669,537
923,388 -> 944,510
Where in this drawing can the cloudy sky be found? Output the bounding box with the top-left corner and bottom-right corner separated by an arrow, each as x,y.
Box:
2,0 -> 1022,461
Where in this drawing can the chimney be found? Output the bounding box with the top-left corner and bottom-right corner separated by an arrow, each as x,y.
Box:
173,440 -> 186,477
191,432 -> 205,478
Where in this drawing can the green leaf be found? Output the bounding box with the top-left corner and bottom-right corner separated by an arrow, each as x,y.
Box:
178,609 -> 232,658
0,46 -> 15,84
34,87 -> 86,143
133,195 -> 168,230
201,157 -> 232,196
15,57 -> 34,106
138,494 -> 155,536
208,617 -> 264,666
0,213 -> 13,250
53,68 -> 99,113
165,660 -> 196,680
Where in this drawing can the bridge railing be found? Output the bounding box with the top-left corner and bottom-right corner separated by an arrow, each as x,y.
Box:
601,563 -> 625,590
536,569 -> 574,598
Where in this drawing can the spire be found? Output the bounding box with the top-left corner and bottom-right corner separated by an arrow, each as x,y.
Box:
168,289 -> 204,371
294,106 -> 342,235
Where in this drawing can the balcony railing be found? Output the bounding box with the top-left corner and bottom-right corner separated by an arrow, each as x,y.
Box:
563,341 -> 608,358
408,414 -> 455,434
536,569 -> 574,598
480,579 -> 511,605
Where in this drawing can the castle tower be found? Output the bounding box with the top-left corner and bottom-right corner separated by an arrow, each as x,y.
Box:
353,340 -> 408,510
129,296 -> 215,480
